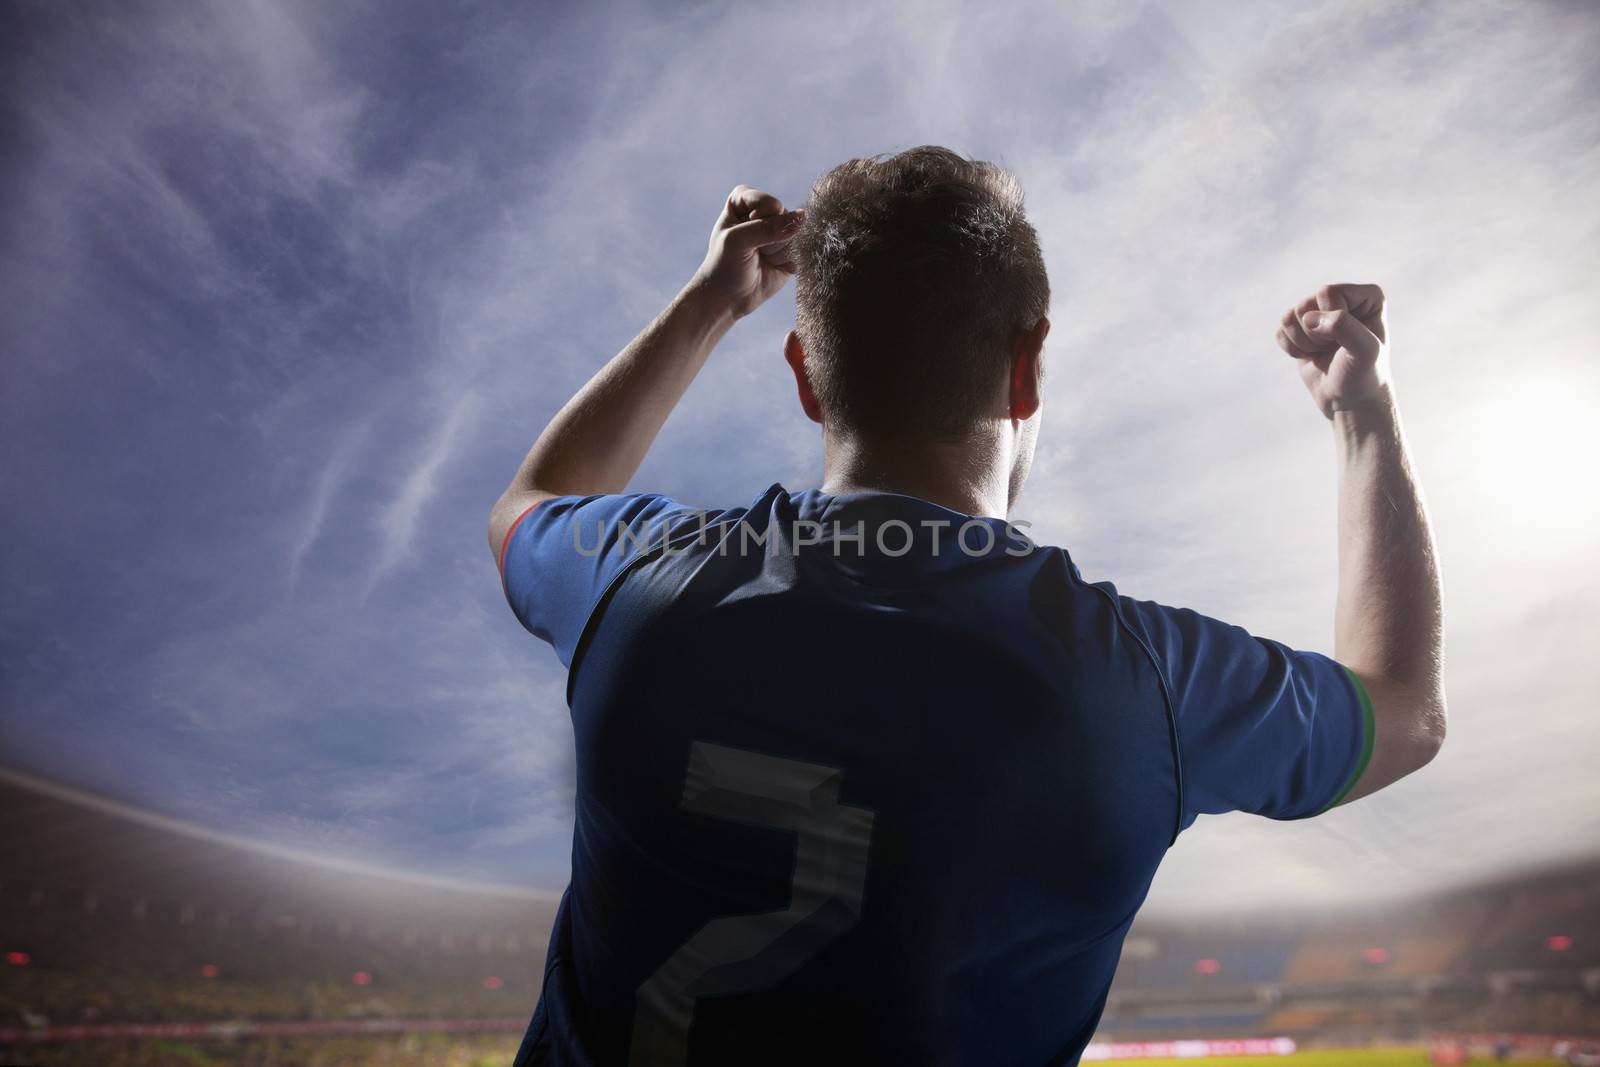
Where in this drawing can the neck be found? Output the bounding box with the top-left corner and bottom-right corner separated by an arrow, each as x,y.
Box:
819,425 -> 1013,519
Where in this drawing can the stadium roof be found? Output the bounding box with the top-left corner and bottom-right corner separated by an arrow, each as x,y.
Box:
5,765 -> 1596,939
0,766 -> 559,932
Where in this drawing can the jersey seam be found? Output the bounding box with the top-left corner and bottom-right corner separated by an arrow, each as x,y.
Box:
562,512 -> 751,708
1065,556 -> 1187,848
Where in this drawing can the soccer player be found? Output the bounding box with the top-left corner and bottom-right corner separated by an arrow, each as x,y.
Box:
488,146 -> 1447,1066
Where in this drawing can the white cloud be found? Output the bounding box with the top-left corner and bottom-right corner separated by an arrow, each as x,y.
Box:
366,389 -> 481,591
288,412 -> 377,592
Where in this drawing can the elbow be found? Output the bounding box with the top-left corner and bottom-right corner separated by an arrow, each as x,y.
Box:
489,488 -> 556,567
487,509 -> 503,561
1415,689 -> 1449,768
487,489 -> 518,561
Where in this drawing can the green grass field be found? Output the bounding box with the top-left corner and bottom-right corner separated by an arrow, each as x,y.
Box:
1117,1052 -> 1565,1067
34,1041 -> 1569,1066
445,1048 -> 1571,1067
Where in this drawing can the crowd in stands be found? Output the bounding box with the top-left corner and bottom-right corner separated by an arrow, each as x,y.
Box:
2,817 -> 1595,1063
0,880 -> 543,1029
1095,862 -> 1599,1046
3,1032 -> 522,1066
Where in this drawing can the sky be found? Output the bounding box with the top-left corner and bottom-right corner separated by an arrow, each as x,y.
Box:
2,0 -> 1597,919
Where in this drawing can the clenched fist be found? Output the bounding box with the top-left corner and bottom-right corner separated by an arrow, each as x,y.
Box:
1274,283 -> 1392,420
689,185 -> 805,322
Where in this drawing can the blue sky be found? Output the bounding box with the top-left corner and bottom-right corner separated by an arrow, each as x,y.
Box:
2,0 -> 1597,917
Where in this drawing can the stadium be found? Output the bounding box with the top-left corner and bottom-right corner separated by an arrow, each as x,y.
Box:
6,1 -> 1599,1065
3,768 -> 1595,1066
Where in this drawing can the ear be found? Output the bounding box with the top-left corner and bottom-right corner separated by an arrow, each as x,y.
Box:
784,329 -> 824,425
1009,317 -> 1049,422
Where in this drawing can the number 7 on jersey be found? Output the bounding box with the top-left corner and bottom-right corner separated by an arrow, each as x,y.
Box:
629,741 -> 877,1066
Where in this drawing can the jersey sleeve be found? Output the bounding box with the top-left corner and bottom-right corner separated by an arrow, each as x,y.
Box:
497,492 -> 716,667
1117,594 -> 1375,829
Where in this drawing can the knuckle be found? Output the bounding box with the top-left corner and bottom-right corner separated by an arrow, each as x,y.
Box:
1315,283 -> 1337,305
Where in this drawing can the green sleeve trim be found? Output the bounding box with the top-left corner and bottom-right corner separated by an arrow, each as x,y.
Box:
1316,664 -> 1377,814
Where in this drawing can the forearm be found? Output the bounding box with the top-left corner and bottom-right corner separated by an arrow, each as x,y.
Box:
1331,384 -> 1445,701
502,275 -> 736,498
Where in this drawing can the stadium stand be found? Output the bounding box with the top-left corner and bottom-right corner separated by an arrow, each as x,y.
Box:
0,768 -> 553,1063
1098,866 -> 1600,1051
2,766 -> 1596,1064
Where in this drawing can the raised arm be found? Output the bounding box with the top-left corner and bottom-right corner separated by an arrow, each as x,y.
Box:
487,186 -> 807,563
1276,283 -> 1447,805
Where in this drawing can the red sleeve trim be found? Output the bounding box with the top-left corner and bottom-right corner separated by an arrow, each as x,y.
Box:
497,498 -> 548,580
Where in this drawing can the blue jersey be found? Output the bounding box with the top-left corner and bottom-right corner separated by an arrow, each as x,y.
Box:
498,483 -> 1373,1067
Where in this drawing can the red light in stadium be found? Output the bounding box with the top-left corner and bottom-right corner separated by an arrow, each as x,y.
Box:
1362,946 -> 1391,964
1194,958 -> 1222,975
200,963 -> 219,978
352,971 -> 373,986
483,975 -> 503,989
1547,934 -> 1574,951
5,951 -> 29,966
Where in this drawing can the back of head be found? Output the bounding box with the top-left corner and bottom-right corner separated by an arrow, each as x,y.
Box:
789,145 -> 1051,443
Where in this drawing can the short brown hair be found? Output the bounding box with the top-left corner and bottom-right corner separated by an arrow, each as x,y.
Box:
790,145 -> 1050,442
